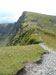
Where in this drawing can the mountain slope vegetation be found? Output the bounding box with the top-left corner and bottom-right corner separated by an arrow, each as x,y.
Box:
0,11 -> 56,50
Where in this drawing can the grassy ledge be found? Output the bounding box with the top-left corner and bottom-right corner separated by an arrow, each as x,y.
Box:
40,32 -> 56,51
0,44 -> 48,75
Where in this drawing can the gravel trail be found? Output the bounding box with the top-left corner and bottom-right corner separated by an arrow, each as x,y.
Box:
22,43 -> 56,75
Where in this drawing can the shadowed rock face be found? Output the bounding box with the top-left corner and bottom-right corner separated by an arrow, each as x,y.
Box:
16,44 -> 56,75
15,68 -> 26,75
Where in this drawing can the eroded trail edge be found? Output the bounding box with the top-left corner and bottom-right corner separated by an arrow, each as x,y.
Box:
16,43 -> 56,75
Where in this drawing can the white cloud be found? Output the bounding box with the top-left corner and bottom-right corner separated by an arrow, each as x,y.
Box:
0,0 -> 56,22
0,16 -> 16,21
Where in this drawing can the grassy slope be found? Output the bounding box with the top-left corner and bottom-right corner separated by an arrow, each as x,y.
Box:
0,45 -> 48,75
40,31 -> 56,51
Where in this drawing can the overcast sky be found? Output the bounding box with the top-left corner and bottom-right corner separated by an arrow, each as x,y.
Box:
0,0 -> 56,23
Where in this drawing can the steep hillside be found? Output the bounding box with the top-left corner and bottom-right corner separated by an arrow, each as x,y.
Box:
10,11 -> 56,48
0,11 -> 56,49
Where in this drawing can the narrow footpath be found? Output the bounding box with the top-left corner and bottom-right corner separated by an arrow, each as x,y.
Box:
20,43 -> 56,75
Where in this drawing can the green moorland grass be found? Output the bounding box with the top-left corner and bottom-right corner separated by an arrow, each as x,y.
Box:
0,44 -> 48,75
40,31 -> 56,51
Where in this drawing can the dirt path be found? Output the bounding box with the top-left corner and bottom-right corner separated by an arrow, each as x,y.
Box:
20,43 -> 56,75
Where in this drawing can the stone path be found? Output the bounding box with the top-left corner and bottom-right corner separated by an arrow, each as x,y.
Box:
23,43 -> 56,75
